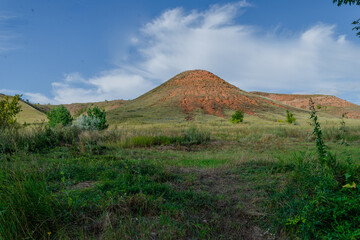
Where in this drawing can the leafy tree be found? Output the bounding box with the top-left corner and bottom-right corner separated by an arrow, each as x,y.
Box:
86,106 -> 108,130
47,105 -> 73,127
286,110 -> 296,124
333,0 -> 360,37
230,110 -> 244,123
0,94 -> 22,128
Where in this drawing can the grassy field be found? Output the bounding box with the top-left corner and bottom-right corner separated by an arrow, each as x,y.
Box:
1,112 -> 360,239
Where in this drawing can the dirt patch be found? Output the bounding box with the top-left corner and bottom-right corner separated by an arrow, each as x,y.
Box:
70,181 -> 97,190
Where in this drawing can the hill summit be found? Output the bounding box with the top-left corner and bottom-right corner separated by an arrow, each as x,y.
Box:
110,70 -> 296,122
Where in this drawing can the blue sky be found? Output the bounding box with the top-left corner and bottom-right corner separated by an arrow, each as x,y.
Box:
1,0 -> 360,104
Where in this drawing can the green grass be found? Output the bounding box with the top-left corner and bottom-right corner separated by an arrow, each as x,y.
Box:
1,117 -> 360,239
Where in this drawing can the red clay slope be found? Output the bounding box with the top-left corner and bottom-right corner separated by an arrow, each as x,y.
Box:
128,70 -> 299,120
252,92 -> 360,119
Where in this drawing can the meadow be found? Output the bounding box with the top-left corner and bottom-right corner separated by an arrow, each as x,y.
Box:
1,112 -> 360,239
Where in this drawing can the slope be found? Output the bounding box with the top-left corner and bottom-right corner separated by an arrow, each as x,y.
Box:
0,94 -> 47,124
252,92 -> 360,119
108,70 -> 304,123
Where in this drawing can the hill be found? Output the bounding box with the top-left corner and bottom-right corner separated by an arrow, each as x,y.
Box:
252,92 -> 360,119
0,94 -> 47,124
107,70 -> 303,123
38,100 -> 128,118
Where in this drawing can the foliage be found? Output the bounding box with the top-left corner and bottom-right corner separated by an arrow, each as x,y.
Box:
268,98 -> 360,239
230,110 -> 244,123
309,98 -> 327,163
73,115 -> 101,131
178,126 -> 210,146
340,113 -> 348,145
333,0 -> 360,37
47,105 -> 73,127
87,106 -> 108,130
333,0 -> 360,6
0,125 -> 80,154
285,110 -> 296,124
124,127 -> 210,148
0,94 -> 22,129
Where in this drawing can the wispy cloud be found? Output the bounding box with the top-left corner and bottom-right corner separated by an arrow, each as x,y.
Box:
0,13 -> 18,52
17,1 -> 360,104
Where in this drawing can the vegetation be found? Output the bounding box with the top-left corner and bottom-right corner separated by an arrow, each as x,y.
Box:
0,94 -> 22,129
268,98 -> 360,239
47,105 -> 73,127
73,115 -> 101,131
230,110 -> 244,123
86,106 -> 108,130
1,106 -> 360,238
285,110 -> 296,124
333,0 -> 360,37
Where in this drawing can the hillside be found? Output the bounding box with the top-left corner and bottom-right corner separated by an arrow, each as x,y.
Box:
0,94 -> 47,124
38,99 -> 128,117
252,92 -> 360,119
107,70 -> 303,123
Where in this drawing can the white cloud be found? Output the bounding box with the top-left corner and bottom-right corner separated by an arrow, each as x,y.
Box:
18,1 -> 360,104
49,71 -> 156,104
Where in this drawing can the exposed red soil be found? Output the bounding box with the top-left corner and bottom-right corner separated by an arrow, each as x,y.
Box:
252,92 -> 360,119
152,70 -> 290,119
252,92 -> 355,109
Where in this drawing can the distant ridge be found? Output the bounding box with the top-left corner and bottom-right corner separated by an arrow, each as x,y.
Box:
252,92 -> 360,119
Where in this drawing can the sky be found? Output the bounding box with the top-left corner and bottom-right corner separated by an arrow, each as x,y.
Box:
1,0 -> 360,104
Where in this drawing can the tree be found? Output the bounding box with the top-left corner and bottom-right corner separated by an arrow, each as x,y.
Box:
333,0 -> 360,37
0,94 -> 22,128
86,106 -> 108,130
286,110 -> 296,124
230,110 -> 244,123
47,105 -> 73,127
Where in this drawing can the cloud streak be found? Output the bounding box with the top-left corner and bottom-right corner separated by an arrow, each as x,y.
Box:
19,1 -> 360,104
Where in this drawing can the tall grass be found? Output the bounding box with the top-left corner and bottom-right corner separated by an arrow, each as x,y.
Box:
268,100 -> 360,239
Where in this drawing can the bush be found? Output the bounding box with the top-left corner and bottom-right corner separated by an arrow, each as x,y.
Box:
73,115 -> 101,131
87,106 -> 108,130
47,105 -> 73,127
0,126 -> 81,154
230,110 -> 244,123
178,127 -> 210,146
285,110 -> 296,124
0,94 -> 22,129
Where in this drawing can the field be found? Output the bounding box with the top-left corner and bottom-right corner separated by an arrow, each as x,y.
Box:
1,111 -> 360,239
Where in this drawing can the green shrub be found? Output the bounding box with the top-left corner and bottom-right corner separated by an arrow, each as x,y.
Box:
230,110 -> 244,123
0,94 -> 22,129
87,106 -> 108,130
285,110 -> 296,124
73,115 -> 101,131
47,105 -> 73,127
